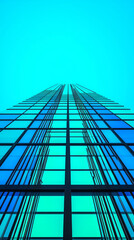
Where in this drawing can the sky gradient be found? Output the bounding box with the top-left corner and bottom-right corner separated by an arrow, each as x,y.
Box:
0,0 -> 134,110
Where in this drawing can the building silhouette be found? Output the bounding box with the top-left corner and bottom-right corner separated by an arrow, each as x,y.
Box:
0,84 -> 134,239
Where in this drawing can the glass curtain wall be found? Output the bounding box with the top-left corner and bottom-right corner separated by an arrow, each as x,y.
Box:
0,84 -> 133,239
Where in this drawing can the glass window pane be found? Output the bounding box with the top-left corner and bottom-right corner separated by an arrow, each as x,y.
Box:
101,115 -> 119,120
53,114 -> 66,119
45,157 -> 65,169
7,121 -> 31,128
71,171 -> 94,185
0,130 -> 24,143
0,121 -> 11,128
70,121 -> 83,128
113,146 -> 134,169
125,120 -> 134,128
0,170 -> 12,184
115,130 -> 134,143
42,171 -> 65,185
49,137 -> 66,143
0,146 -> 11,161
51,121 -> 66,128
71,146 -> 87,155
0,115 -> 19,120
70,137 -> 85,143
95,120 -> 108,128
71,157 -> 89,169
106,120 -> 131,128
30,121 -> 41,128
26,109 -> 40,114
0,146 -> 27,169
19,130 -> 36,143
49,146 -> 65,155
72,214 -> 101,237
31,214 -> 63,237
37,196 -> 64,212
102,130 -> 120,143
2,110 -> 25,114
72,196 -> 95,212
117,114 -> 134,119
18,115 -> 36,119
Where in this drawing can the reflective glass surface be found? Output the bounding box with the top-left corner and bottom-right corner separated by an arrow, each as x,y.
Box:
0,84 -> 133,239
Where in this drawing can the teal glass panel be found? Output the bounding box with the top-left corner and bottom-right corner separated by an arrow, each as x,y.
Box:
51,121 -> 66,128
31,214 -> 64,237
72,196 -> 95,212
113,214 -> 126,238
70,121 -> 83,128
15,105 -> 29,108
30,106 -> 43,109
53,114 -> 66,119
2,110 -> 25,114
0,130 -> 24,143
71,171 -> 94,185
70,137 -> 85,143
42,171 -> 65,185
0,214 -> 9,235
16,104 -> 32,106
50,131 -> 66,137
26,109 -> 40,114
45,157 -> 65,169
117,114 -> 134,119
72,214 -> 101,237
0,214 -> 16,238
126,120 -> 134,127
69,110 -> 78,114
71,146 -> 87,155
71,157 -> 89,169
49,137 -> 66,143
70,131 -> 83,137
5,214 -> 17,237
18,115 -> 36,119
111,109 -> 132,114
37,196 -> 64,212
0,146 -> 11,161
70,114 -> 81,119
7,120 -> 31,128
49,146 -> 65,155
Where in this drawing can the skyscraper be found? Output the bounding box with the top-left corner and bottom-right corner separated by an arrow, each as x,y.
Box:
0,84 -> 133,239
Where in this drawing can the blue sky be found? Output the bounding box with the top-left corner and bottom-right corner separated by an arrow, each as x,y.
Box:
0,0 -> 134,110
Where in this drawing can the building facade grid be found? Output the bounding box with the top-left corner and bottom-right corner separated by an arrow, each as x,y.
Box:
0,84 -> 133,239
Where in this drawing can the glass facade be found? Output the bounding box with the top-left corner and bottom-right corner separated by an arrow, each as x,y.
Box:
0,84 -> 134,239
